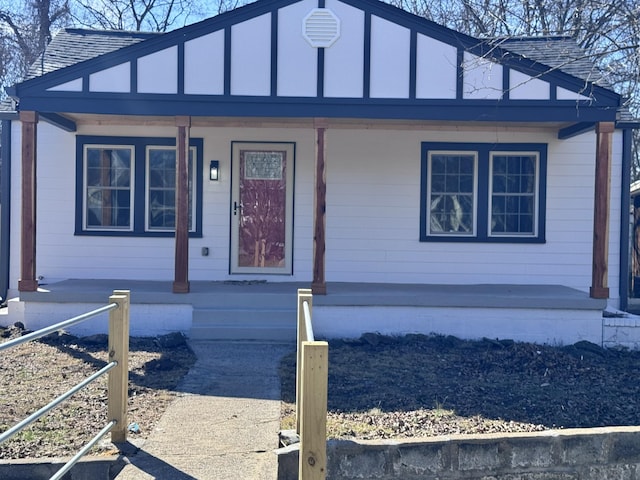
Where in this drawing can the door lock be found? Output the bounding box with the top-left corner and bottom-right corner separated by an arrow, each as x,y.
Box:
233,201 -> 242,216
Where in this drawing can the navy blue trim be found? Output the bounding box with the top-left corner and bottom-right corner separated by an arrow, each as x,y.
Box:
75,135 -> 203,238
419,141 -> 547,243
40,112 -> 77,132
409,31 -> 417,99
558,122 -> 595,139
271,10 -> 278,97
177,41 -> 185,95
131,57 -> 138,93
0,120 -> 12,302
19,94 -> 620,123
317,48 -> 325,98
502,67 -> 510,100
224,27 -> 232,96
620,128 -> 632,309
363,12 -> 371,99
456,48 -> 464,100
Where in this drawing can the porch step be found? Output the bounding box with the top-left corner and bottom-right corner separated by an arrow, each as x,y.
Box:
190,307 -> 296,341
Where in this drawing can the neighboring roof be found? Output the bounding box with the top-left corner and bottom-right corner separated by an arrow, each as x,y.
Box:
497,37 -> 609,88
26,28 -> 159,80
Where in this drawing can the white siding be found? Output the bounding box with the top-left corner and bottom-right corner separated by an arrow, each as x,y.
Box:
369,16 -> 410,98
463,52 -> 503,99
509,69 -> 550,100
8,123 -> 622,306
184,30 -> 225,95
323,0 -> 364,98
47,78 -> 83,92
137,47 -> 178,94
557,86 -> 591,101
415,34 -> 457,99
277,0 -> 317,97
89,63 -> 131,93
231,14 -> 272,96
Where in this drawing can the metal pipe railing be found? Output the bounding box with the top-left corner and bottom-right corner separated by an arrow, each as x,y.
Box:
49,420 -> 117,480
0,361 -> 117,444
0,303 -> 117,353
295,288 -> 328,480
303,300 -> 314,341
0,290 -> 130,480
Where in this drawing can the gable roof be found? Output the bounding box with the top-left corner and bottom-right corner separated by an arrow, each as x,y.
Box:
26,29 -> 158,80
8,0 -> 622,125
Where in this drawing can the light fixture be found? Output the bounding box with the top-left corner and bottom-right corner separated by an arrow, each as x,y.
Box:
209,160 -> 220,181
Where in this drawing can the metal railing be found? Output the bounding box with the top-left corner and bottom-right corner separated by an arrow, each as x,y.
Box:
296,288 -> 328,480
0,290 -> 130,480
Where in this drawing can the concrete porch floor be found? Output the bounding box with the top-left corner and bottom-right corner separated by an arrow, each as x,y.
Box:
16,279 -> 605,310
4,280 -> 609,345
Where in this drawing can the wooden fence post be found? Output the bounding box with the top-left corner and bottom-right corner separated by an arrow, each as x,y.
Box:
299,341 -> 328,480
108,290 -> 130,443
297,288 -> 313,434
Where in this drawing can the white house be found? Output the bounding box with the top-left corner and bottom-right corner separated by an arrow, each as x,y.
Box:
1,0 -> 637,345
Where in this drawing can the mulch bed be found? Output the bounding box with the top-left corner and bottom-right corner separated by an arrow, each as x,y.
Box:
280,333 -> 640,439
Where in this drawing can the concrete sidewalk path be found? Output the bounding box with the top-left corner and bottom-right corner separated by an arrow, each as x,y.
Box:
114,341 -> 294,480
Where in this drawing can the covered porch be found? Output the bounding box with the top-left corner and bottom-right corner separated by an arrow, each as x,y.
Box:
6,279 -> 607,346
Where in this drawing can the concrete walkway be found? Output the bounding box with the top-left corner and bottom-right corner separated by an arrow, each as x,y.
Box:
114,341 -> 294,480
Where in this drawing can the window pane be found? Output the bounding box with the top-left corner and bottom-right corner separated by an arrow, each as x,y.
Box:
490,153 -> 537,236
428,153 -> 475,235
147,148 -> 194,231
85,147 -> 132,229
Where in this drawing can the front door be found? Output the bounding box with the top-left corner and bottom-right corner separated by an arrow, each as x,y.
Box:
230,142 -> 294,274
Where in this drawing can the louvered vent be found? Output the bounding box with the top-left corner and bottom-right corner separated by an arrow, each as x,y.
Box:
303,9 -> 340,48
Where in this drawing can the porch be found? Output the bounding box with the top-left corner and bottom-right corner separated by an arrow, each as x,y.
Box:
4,280 -> 607,346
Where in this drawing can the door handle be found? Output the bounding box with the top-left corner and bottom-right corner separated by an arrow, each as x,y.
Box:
233,201 -> 242,216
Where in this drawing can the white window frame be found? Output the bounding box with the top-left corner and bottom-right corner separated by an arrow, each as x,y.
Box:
426,150 -> 479,237
488,151 -> 539,238
82,144 -> 135,232
144,146 -> 197,233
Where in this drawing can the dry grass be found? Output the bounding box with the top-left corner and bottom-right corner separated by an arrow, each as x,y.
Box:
0,326 -> 195,459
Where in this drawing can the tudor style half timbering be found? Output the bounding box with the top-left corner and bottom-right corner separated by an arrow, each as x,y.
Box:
1,0 -> 638,343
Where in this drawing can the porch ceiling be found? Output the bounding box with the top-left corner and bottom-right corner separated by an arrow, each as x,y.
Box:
53,112 -> 570,133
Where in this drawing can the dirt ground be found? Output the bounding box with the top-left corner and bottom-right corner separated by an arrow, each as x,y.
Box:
280,333 -> 640,439
0,325 -> 195,460
4,325 -> 640,459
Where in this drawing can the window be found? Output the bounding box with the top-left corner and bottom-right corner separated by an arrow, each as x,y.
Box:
420,142 -> 546,243
76,136 -> 203,237
146,146 -> 196,231
84,146 -> 134,230
490,153 -> 538,236
427,152 -> 477,236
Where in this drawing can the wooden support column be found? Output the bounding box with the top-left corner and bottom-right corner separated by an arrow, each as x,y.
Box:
18,111 -> 38,292
312,119 -> 328,295
590,121 -> 614,299
173,116 -> 191,293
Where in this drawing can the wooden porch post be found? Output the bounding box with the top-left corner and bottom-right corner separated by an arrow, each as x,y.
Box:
590,121 -> 614,299
173,116 -> 191,293
18,111 -> 38,292
312,119 -> 328,295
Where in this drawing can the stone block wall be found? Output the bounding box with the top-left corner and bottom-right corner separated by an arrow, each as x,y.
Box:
277,427 -> 640,479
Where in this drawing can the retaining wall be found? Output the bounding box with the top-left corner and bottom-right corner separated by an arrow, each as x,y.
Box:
277,426 -> 640,479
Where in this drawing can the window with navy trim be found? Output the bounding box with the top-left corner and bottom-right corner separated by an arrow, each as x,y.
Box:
420,142 -> 546,243
76,136 -> 203,237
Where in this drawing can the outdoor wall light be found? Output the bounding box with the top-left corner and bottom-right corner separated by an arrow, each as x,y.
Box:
209,160 -> 220,181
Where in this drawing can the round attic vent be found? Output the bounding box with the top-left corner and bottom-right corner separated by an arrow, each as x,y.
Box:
303,8 -> 340,48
